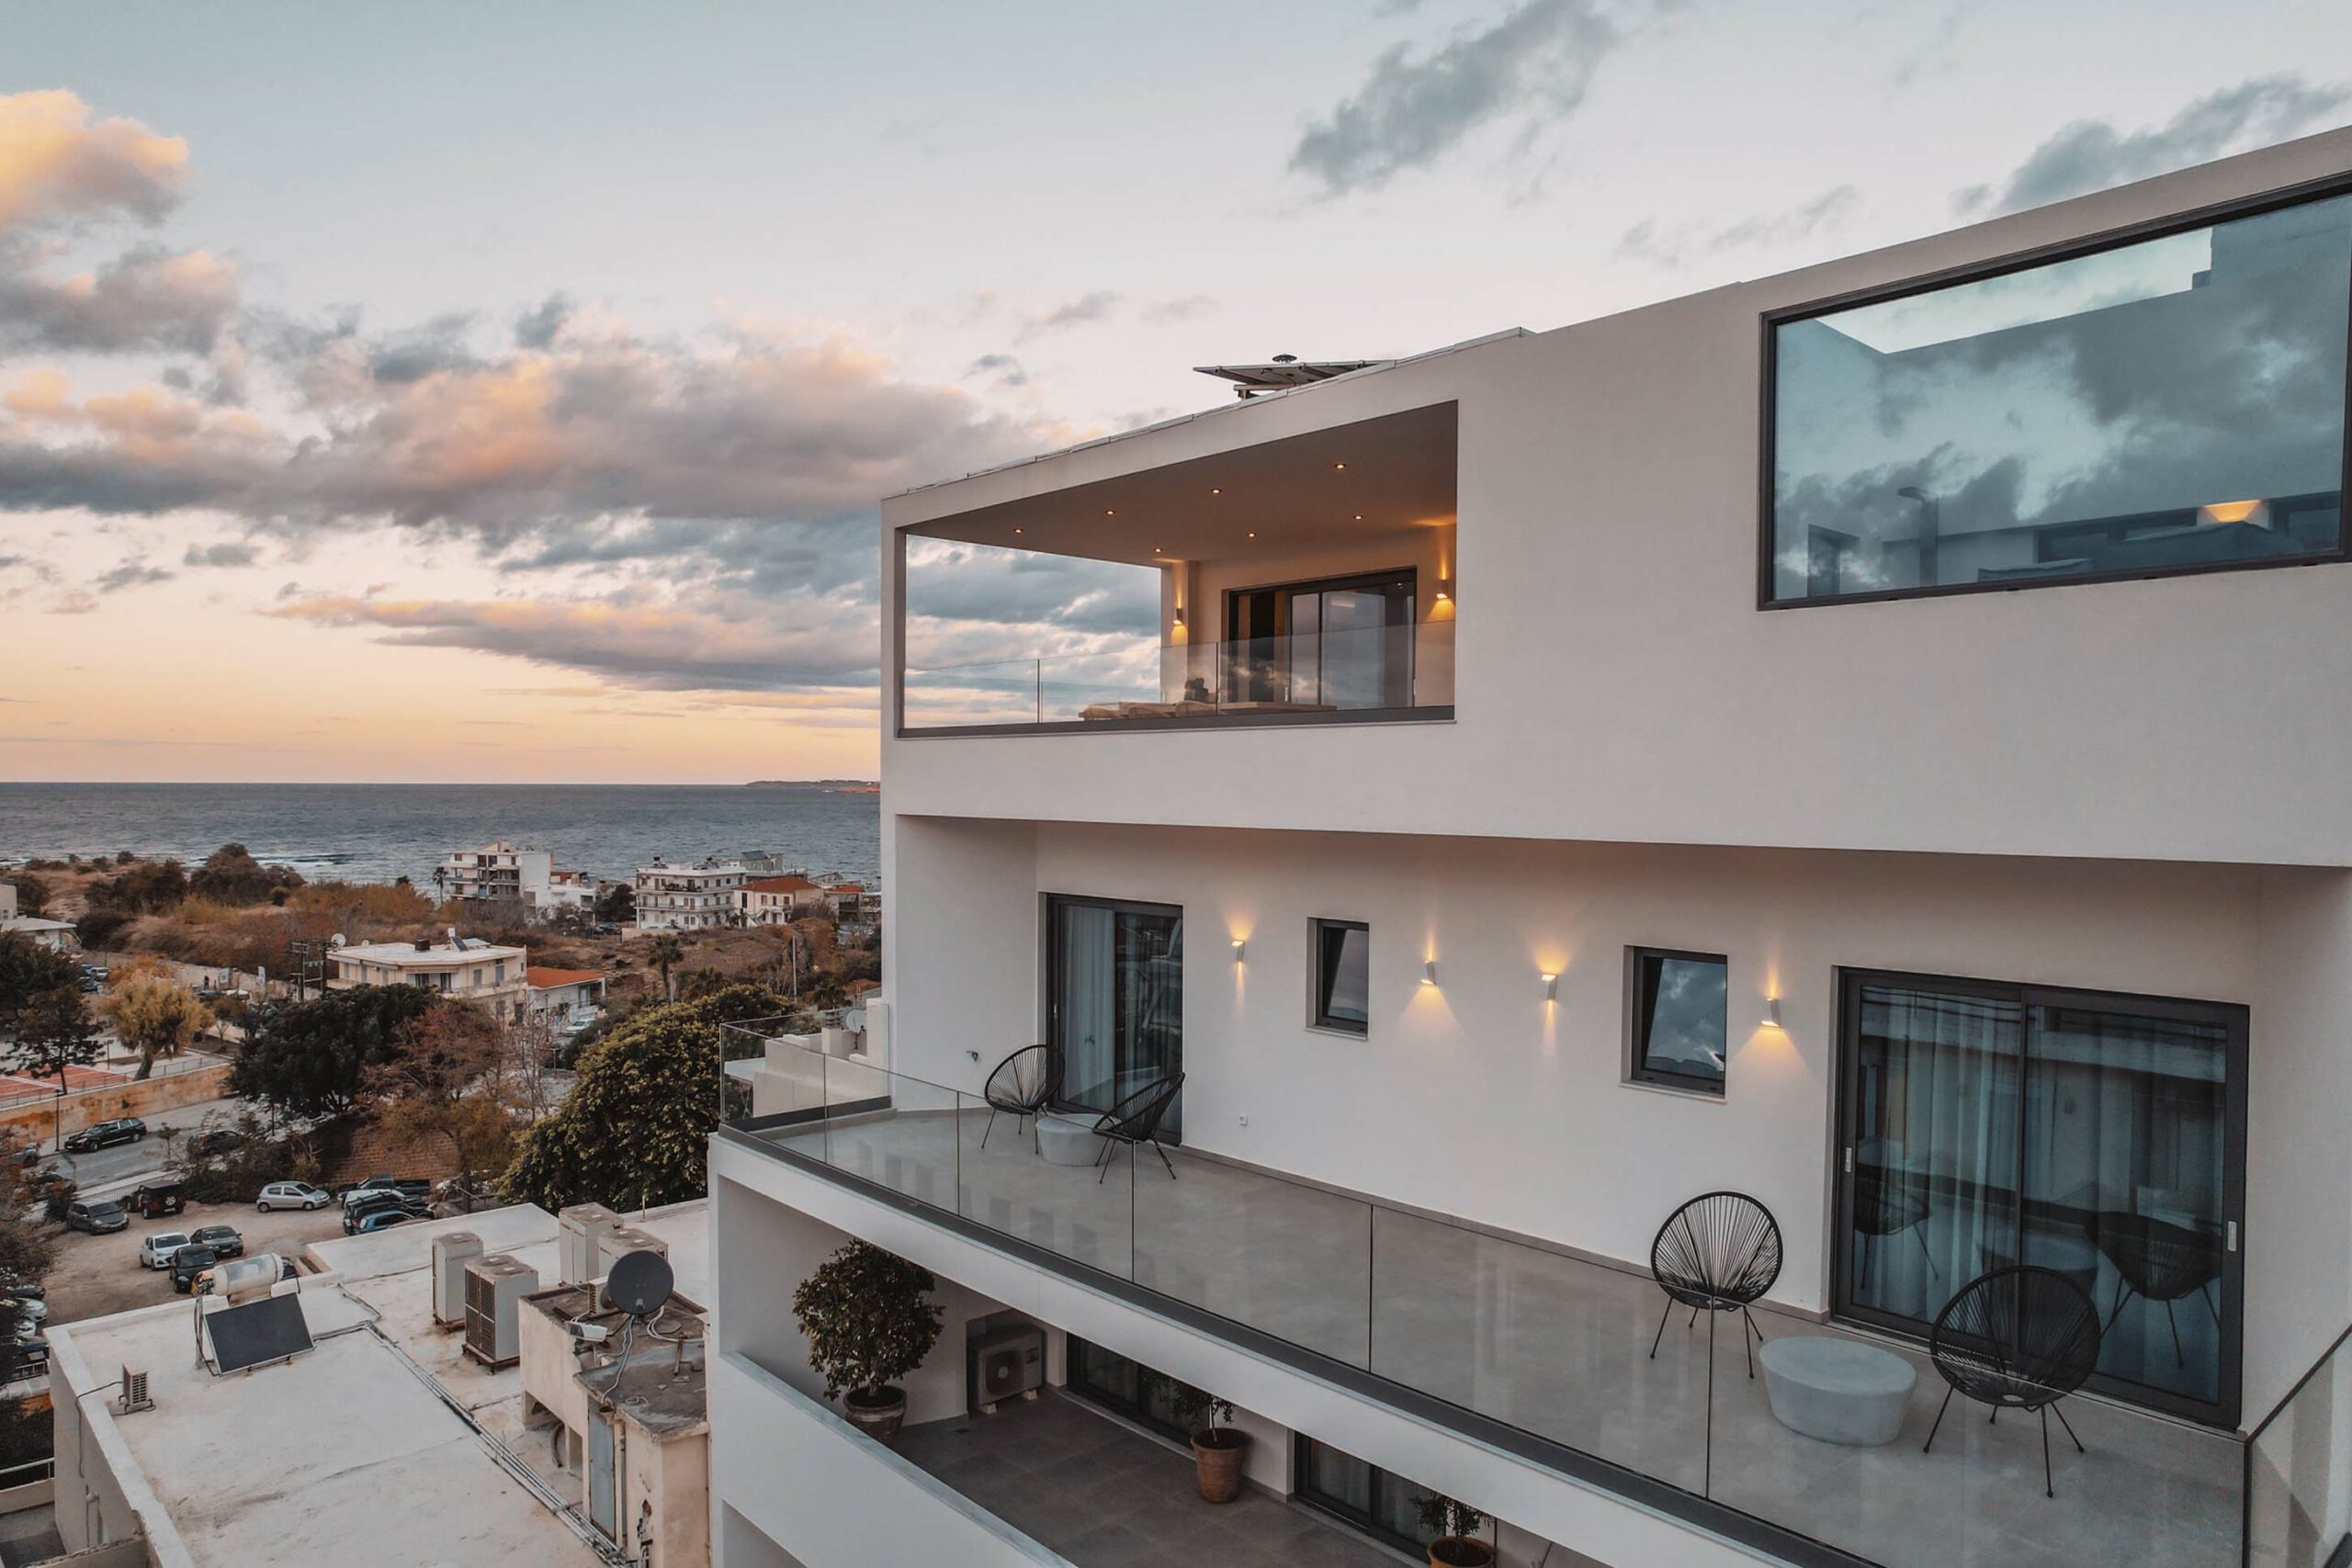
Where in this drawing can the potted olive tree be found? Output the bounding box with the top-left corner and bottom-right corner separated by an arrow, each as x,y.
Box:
791,1240 -> 944,1439
1414,1492 -> 1495,1567
1164,1382 -> 1250,1503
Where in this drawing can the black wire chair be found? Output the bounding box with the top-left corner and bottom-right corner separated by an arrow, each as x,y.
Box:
1852,1162 -> 1939,1295
1924,1265 -> 2102,1498
1091,1072 -> 1184,1183
1648,1191 -> 1783,1378
978,1045 -> 1059,1152
2086,1211 -> 2223,1368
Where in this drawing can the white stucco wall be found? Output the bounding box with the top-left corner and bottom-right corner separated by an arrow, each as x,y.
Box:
882,127 -> 2352,872
880,814 -> 2351,1427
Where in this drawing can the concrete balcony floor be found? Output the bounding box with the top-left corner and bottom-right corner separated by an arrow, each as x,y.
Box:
752,1108 -> 2243,1568
897,1387 -> 1402,1568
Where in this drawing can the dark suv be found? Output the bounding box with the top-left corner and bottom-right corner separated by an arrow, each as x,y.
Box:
62,1118 -> 146,1154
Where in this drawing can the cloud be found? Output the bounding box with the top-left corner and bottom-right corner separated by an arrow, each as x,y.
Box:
1617,185 -> 1859,268
269,590 -> 884,695
181,540 -> 255,568
1141,295 -> 1218,324
966,353 -> 1028,389
1289,0 -> 1623,196
0,244 -> 240,355
1018,291 -> 1120,340
93,558 -> 172,592
513,292 -> 571,350
0,90 -> 188,234
1957,75 -> 2351,216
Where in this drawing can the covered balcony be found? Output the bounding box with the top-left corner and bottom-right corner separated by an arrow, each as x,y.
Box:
896,402 -> 1457,735
719,1027 -> 2349,1568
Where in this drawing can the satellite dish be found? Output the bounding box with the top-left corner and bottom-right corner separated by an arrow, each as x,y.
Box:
605,1250 -> 673,1318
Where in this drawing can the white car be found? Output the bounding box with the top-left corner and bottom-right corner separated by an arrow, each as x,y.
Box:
255,1181 -> 331,1213
138,1233 -> 190,1269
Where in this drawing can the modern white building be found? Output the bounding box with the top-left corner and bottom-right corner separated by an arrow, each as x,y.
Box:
705,130 -> 2352,1568
636,859 -> 750,931
438,840 -> 554,906
329,935 -> 531,1019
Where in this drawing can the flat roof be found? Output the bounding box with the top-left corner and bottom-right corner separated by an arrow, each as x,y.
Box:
55,1201 -> 709,1568
331,941 -> 529,965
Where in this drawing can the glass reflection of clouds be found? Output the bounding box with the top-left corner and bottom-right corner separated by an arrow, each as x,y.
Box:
1772,193 -> 2352,602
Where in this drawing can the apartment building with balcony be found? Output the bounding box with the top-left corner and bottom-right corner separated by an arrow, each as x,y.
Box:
330,936 -> 531,1019
636,859 -> 751,931
438,840 -> 554,905
706,130 -> 2352,1568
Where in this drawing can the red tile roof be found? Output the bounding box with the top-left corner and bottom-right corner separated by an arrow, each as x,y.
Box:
527,965 -> 608,988
741,875 -> 820,894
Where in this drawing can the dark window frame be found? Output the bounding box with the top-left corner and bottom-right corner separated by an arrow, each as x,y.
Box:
1308,918 -> 1371,1037
1290,1433 -> 1430,1558
1623,946 -> 1730,1097
1757,169 -> 2352,611
1827,964 -> 2249,1428
1062,1336 -> 1193,1444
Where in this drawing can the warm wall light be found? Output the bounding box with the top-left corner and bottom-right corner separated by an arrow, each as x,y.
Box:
1231,938 -> 1246,964
1421,960 -> 1438,987
1760,997 -> 1782,1029
1542,972 -> 1559,1002
1172,608 -> 1185,627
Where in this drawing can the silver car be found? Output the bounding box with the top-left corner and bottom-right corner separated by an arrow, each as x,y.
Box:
255,1181 -> 331,1213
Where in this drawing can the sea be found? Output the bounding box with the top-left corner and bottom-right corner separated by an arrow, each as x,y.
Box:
0,783 -> 881,888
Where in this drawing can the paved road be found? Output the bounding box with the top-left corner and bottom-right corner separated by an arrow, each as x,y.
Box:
41,1094 -> 248,1192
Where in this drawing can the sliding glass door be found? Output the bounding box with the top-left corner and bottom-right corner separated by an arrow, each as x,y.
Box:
1834,969 -> 2245,1424
1224,570 -> 1416,710
1047,896 -> 1183,1140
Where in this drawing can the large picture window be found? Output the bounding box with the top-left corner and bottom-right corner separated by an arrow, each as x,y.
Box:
1766,187 -> 2352,604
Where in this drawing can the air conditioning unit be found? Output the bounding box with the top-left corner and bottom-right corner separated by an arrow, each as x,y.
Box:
116,1366 -> 152,1416
461,1255 -> 539,1370
594,1226 -> 666,1310
432,1231 -> 483,1326
558,1203 -> 619,1286
967,1323 -> 1045,1414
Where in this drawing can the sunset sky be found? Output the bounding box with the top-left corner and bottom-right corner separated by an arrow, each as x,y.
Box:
3,2 -> 2346,783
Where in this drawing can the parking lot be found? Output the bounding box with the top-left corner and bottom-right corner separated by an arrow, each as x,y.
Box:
42,1197 -> 347,1324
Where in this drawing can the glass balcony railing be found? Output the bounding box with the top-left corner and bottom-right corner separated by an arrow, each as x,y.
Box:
718,1025 -> 2340,1568
899,618 -> 1454,732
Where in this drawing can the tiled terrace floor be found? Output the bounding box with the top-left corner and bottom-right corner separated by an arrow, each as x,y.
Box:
898,1388 -> 1402,1568
751,1105 -> 2245,1568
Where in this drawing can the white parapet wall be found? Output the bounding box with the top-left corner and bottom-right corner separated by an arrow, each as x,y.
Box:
710,1351 -> 1072,1568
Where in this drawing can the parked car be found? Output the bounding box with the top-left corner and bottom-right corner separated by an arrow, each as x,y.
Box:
255,1181 -> 332,1213
3,1145 -> 40,1170
0,1280 -> 47,1302
188,1224 -> 243,1258
3,1298 -> 48,1325
170,1245 -> 217,1294
344,1190 -> 429,1226
62,1118 -> 146,1154
344,1207 -> 413,1235
188,1129 -> 243,1158
64,1200 -> 127,1235
130,1180 -> 186,1218
138,1232 -> 191,1269
339,1176 -> 429,1210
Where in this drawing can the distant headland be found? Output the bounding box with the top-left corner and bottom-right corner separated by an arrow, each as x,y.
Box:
745,779 -> 879,792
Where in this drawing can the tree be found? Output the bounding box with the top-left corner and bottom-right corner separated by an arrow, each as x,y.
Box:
362,1004 -> 515,1185
232,985 -> 442,1120
501,983 -> 785,1213
0,932 -> 78,1036
98,974 -> 212,1078
188,842 -> 305,906
85,858 -> 187,915
791,1241 -> 943,1409
594,883 -> 635,924
5,985 -> 101,1080
648,933 -> 684,998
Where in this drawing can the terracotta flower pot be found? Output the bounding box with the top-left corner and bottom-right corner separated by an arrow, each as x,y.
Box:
1429,1538 -> 1496,1568
842,1384 -> 907,1439
1192,1428 -> 1249,1503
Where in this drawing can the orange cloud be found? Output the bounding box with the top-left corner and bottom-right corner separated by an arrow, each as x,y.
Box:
0,90 -> 188,233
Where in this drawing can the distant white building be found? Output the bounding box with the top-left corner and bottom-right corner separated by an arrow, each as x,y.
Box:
539,867 -> 600,918
329,936 -> 530,1019
436,840 -> 552,907
633,859 -> 747,931
0,914 -> 77,953
738,874 -> 823,925
526,964 -> 608,1026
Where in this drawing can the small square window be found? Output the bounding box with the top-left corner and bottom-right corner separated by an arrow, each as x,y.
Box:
1626,948 -> 1729,1096
1310,919 -> 1370,1036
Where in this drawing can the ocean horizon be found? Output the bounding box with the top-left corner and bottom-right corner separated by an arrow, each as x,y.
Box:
0,781 -> 882,889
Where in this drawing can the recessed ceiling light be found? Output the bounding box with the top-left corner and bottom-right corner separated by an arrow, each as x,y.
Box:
1211,488 -> 1221,496
1353,513 -> 1363,521
1105,509 -> 1115,516
1247,531 -> 1256,538
1012,526 -> 1023,535
1335,462 -> 1346,470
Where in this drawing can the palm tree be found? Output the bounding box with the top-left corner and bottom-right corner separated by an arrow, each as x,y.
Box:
431,864 -> 447,903
649,933 -> 684,999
